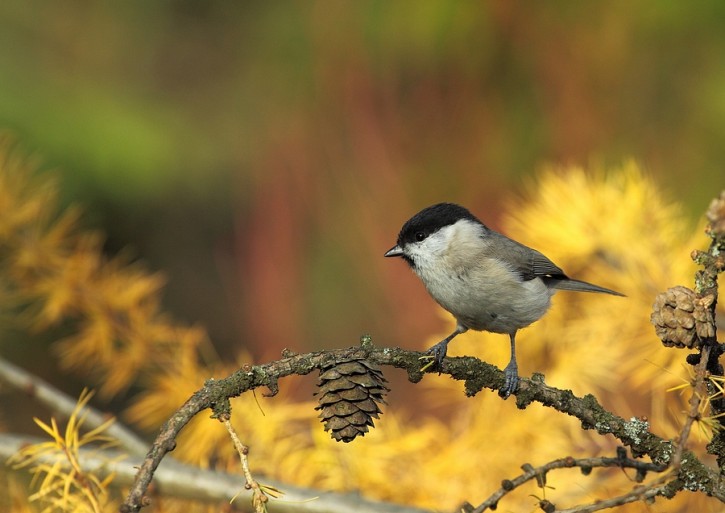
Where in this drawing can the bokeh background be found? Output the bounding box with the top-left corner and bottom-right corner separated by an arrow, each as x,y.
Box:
0,1 -> 724,511
1,1 -> 723,365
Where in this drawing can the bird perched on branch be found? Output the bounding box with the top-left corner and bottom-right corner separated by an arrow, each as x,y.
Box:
385,202 -> 624,398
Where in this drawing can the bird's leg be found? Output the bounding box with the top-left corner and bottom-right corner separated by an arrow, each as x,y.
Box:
499,332 -> 519,398
421,324 -> 467,371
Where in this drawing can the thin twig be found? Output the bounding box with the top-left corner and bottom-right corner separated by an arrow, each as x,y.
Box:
471,451 -> 667,512
555,485 -> 666,513
221,414 -> 270,513
673,344 -> 711,467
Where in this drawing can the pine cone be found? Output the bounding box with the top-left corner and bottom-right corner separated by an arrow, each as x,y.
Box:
315,359 -> 389,442
651,286 -> 716,349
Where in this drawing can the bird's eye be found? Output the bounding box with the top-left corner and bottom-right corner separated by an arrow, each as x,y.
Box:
415,232 -> 427,242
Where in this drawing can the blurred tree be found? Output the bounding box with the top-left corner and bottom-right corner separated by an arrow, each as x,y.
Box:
0,1 -> 723,370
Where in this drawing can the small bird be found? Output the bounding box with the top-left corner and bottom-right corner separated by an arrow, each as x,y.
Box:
384,202 -> 624,398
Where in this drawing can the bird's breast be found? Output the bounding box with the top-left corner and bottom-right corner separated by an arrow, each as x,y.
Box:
414,257 -> 553,334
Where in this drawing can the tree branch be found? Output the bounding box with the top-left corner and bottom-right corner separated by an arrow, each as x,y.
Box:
470,450 -> 667,513
697,191 -> 725,469
118,340 -> 725,512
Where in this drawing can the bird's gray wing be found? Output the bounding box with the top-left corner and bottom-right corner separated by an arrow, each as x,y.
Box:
484,230 -> 567,281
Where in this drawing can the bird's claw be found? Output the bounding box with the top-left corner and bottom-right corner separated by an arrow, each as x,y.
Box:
420,340 -> 448,372
499,362 -> 519,399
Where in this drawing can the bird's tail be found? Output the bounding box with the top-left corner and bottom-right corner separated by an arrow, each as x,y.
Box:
548,278 -> 625,297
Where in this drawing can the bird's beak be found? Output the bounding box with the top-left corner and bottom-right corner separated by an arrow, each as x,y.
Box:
384,245 -> 404,258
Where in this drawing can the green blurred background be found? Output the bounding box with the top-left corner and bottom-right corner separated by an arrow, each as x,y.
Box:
1,1 -> 723,370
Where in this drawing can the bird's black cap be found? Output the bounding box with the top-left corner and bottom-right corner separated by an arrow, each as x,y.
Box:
396,202 -> 481,247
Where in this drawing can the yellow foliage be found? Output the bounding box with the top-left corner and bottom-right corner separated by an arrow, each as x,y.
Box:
8,389 -> 119,513
0,137 -> 204,397
503,162 -> 706,391
1,139 -> 720,513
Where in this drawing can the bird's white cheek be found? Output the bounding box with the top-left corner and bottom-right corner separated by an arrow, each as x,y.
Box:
408,236 -> 449,263
406,246 -> 445,282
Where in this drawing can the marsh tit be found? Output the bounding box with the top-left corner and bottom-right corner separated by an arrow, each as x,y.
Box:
384,202 -> 624,398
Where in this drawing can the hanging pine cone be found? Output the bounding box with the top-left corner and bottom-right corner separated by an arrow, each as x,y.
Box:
315,359 -> 389,442
651,286 -> 716,349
